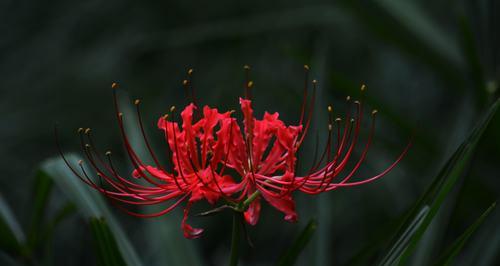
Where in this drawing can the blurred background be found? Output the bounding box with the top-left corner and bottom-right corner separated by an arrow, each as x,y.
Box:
1,0 -> 499,265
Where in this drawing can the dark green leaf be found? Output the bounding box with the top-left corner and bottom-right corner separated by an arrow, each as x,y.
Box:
41,155 -> 143,266
40,203 -> 76,244
378,99 -> 499,265
434,202 -> 496,266
0,194 -> 24,254
89,218 -> 127,266
277,219 -> 317,266
27,170 -> 53,249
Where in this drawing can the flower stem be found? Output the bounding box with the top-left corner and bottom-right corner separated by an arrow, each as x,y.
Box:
229,212 -> 241,266
241,190 -> 261,210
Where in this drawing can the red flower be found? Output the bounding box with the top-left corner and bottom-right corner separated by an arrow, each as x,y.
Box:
58,66 -> 410,239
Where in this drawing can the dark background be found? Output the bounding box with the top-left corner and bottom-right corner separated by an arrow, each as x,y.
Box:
1,0 -> 499,265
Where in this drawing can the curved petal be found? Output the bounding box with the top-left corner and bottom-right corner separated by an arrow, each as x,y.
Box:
182,201 -> 204,239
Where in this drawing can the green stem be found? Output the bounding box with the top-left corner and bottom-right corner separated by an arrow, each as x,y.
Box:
241,190 -> 261,210
229,212 -> 241,266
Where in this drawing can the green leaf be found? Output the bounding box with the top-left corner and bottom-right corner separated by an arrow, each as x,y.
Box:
40,155 -> 143,266
89,218 -> 127,266
0,194 -> 25,254
378,99 -> 499,265
40,203 -> 77,244
277,219 -> 317,266
27,170 -> 53,249
434,202 -> 496,266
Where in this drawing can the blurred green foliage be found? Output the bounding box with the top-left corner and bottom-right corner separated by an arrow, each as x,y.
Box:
1,0 -> 499,265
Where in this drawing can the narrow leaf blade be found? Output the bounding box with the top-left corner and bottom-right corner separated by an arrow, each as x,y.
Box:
41,155 -> 143,266
0,195 -> 25,254
277,219 -> 317,266
434,202 -> 496,266
378,99 -> 499,265
89,218 -> 127,266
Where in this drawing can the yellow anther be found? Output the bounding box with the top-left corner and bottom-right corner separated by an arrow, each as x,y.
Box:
304,65 -> 310,71
77,128 -> 84,133
84,128 -> 91,134
361,84 -> 366,92
346,96 -> 351,101
247,81 -> 254,88
134,99 -> 141,105
243,65 -> 251,70
170,106 -> 176,112
118,112 -> 123,117
327,105 -> 333,112
372,109 -> 378,115
328,124 -> 333,131
105,151 -> 112,156
111,82 -> 118,89
182,79 -> 189,86
335,118 -> 342,122
188,68 -> 193,75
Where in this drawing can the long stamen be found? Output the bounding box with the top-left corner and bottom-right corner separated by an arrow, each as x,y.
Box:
169,106 -> 190,186
327,109 -> 378,190
161,114 -> 185,191
112,84 -> 169,188
297,79 -> 317,147
134,99 -> 164,170
186,68 -> 198,107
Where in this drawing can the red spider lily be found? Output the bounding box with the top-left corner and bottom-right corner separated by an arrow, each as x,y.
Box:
57,66 -> 410,239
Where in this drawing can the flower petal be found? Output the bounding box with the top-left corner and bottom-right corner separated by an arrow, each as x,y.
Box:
181,201 -> 204,239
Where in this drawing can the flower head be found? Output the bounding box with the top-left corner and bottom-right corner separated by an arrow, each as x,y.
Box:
58,66 -> 410,238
